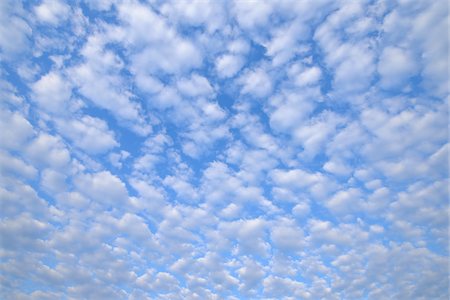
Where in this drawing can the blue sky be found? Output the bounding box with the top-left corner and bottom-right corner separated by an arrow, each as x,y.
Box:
0,0 -> 448,299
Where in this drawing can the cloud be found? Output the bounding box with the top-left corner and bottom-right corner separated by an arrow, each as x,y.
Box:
34,0 -> 70,25
31,71 -> 72,114
117,1 -> 202,76
0,0 -> 31,58
55,115 -> 118,154
25,133 -> 71,170
378,46 -> 418,90
237,257 -> 265,292
267,89 -> 316,133
40,168 -> 67,194
0,109 -> 34,151
239,68 -> 273,98
232,0 -> 273,31
1,1 -> 448,299
70,33 -> 151,136
0,150 -> 37,180
265,20 -> 309,66
270,218 -> 305,252
314,2 -> 376,94
73,171 -> 128,206
160,0 -> 226,33
177,74 -> 214,98
216,54 -> 245,78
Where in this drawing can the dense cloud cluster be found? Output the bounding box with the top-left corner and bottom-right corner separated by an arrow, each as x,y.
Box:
0,0 -> 448,299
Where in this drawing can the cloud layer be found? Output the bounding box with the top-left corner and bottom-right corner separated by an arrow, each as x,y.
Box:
0,0 -> 448,299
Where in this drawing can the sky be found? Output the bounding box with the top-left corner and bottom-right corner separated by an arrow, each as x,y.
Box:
0,0 -> 448,299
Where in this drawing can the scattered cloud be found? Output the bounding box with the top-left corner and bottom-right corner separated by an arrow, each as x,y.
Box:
1,0 -> 448,299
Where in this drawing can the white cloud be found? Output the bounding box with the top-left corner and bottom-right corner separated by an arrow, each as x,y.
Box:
293,66 -> 322,87
73,171 -> 128,205
1,1 -> 448,299
31,71 -> 72,114
0,178 -> 50,219
239,68 -> 273,98
308,219 -> 369,247
332,43 -> 375,93
160,0 -> 226,33
34,0 -> 70,25
219,203 -> 241,219
237,257 -> 265,292
268,90 -> 316,133
71,34 -> 151,136
0,150 -> 37,180
163,175 -> 199,202
177,74 -> 214,98
220,218 -> 270,257
271,168 -> 322,189
0,1 -> 31,58
314,2 -> 376,94
293,111 -> 346,159
292,202 -> 310,219
55,191 -> 89,209
0,109 -> 34,151
270,219 -> 305,252
117,1 -> 202,76
0,213 -> 50,251
216,54 -> 244,78
108,150 -> 130,169
151,272 -> 180,293
263,275 -> 309,298
323,158 -> 352,176
382,0 -> 449,97
228,39 -> 250,54
265,20 -> 309,66
378,46 -> 418,89
232,0 -> 273,31
55,115 -> 118,154
25,133 -> 71,169
326,188 -> 363,216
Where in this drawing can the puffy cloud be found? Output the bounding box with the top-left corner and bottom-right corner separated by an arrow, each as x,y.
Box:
293,111 -> 346,159
326,188 -> 363,216
73,171 -> 128,205
0,109 -> 34,151
117,1 -> 202,76
0,0 -> 31,58
232,0 -> 273,31
1,1 -> 448,299
381,0 -> 449,97
270,219 -> 305,252
263,275 -> 309,298
31,71 -> 72,114
239,68 -> 273,98
177,74 -> 214,98
237,257 -> 265,292
25,133 -> 71,169
216,54 -> 245,78
40,168 -> 67,194
0,213 -> 50,252
265,20 -> 310,66
378,46 -> 418,90
70,33 -> 151,136
34,0 -> 70,25
160,0 -> 226,33
267,89 -> 316,133
55,115 -> 118,154
314,2 -> 377,94
0,150 -> 37,180
0,178 -> 49,218
292,66 -> 322,87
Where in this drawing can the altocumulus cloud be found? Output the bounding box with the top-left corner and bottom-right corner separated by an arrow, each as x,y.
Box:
0,0 -> 448,299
